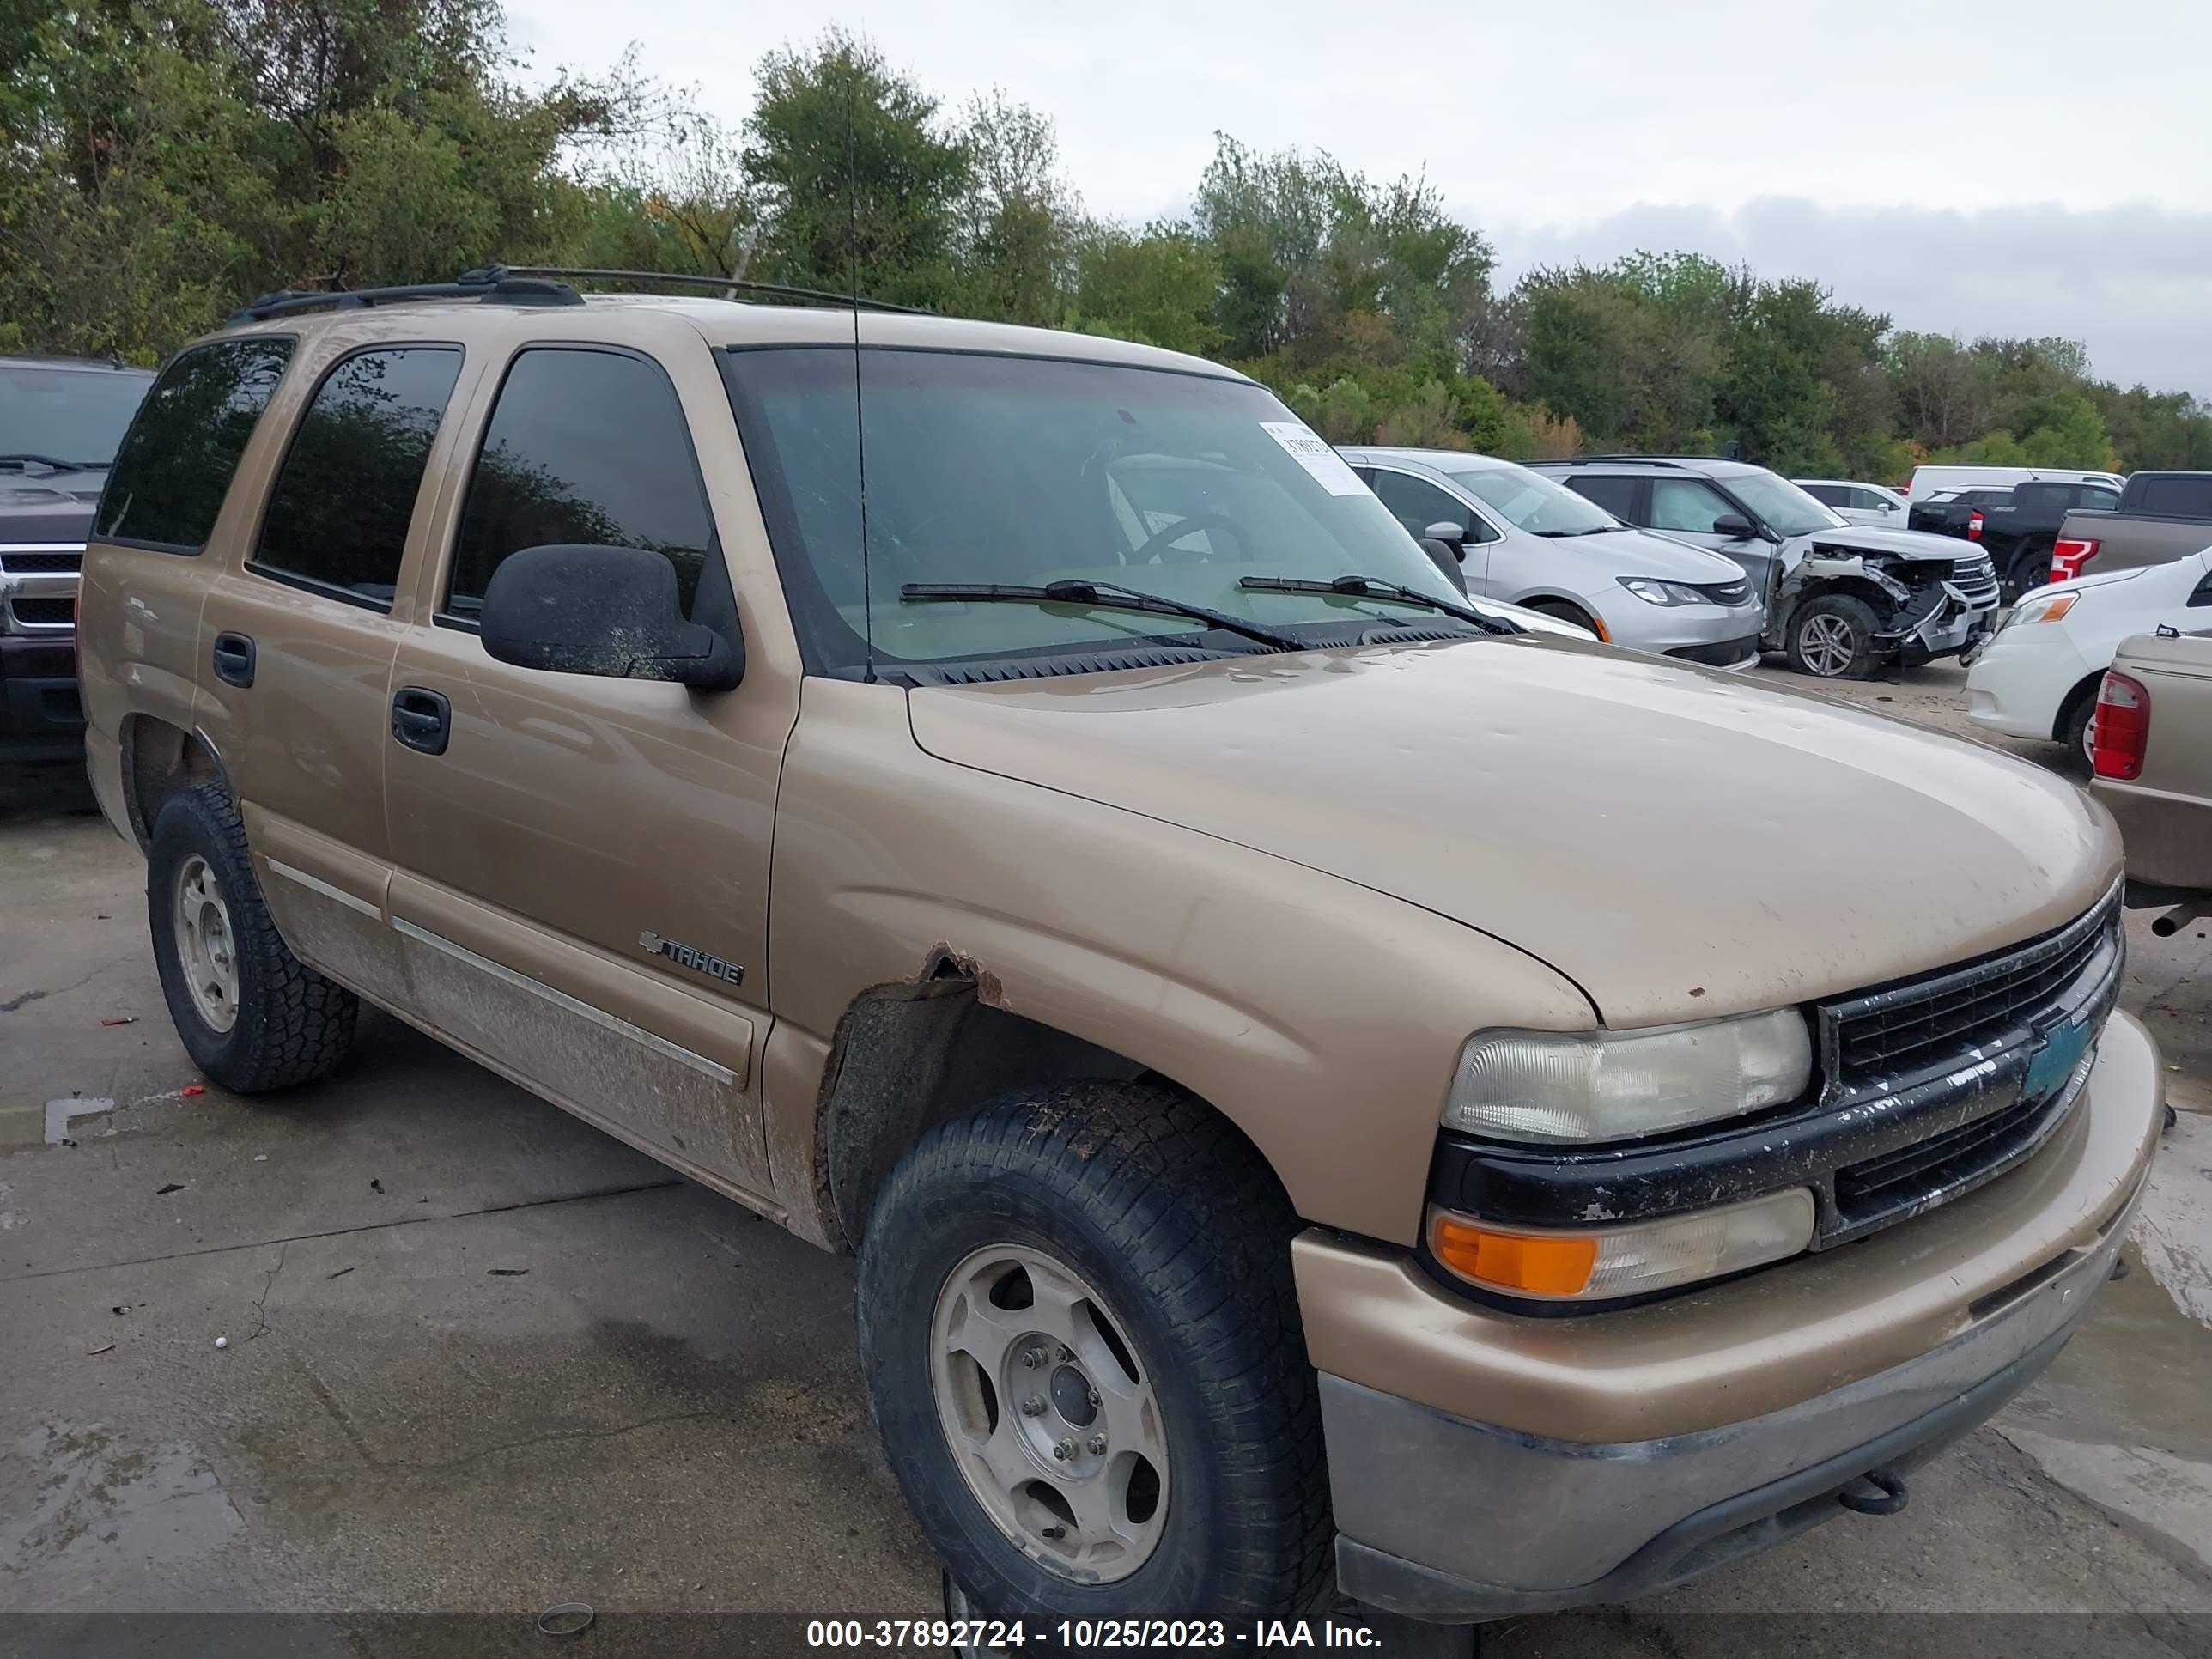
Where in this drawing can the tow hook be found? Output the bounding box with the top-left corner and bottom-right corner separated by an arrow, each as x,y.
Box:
1838,1468 -> 1909,1516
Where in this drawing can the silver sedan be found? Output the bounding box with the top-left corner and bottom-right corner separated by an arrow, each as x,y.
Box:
1340,447 -> 1766,668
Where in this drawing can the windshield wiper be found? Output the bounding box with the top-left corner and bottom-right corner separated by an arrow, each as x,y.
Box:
1237,574 -> 1522,635
0,453 -> 91,473
1533,526 -> 1615,538
901,580 -> 1306,652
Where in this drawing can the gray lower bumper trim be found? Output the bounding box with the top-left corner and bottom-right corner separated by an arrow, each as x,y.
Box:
1338,1319 -> 2072,1621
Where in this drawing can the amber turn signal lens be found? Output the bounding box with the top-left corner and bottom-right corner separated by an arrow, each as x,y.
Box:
1430,1215 -> 1597,1295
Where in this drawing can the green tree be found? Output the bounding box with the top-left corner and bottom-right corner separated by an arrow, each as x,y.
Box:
741,27 -> 969,307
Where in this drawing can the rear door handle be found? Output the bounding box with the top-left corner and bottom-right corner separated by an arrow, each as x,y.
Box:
211,632 -> 256,689
390,686 -> 452,756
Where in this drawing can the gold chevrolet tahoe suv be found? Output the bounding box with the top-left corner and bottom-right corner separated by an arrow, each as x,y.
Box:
76,269 -> 2164,1642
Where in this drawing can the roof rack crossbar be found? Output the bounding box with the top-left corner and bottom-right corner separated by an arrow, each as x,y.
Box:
227,270 -> 583,324
491,264 -> 928,314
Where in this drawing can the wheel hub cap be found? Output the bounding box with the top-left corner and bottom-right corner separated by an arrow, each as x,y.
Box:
1801,614 -> 1856,676
930,1243 -> 1170,1582
173,854 -> 240,1034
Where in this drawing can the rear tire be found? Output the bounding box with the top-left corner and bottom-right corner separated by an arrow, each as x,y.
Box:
2004,543 -> 2052,604
1784,593 -> 1881,679
858,1081 -> 1329,1630
147,783 -> 359,1092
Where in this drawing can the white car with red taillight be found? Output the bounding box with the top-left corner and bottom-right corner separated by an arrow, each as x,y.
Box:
1964,549 -> 2212,769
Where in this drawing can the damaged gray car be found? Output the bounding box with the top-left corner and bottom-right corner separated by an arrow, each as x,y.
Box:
1532,457 -> 2002,679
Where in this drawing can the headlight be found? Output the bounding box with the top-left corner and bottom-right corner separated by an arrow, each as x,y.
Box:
1618,577 -> 1710,607
2012,592 -> 2077,625
1444,1010 -> 1814,1143
1428,1188 -> 1816,1301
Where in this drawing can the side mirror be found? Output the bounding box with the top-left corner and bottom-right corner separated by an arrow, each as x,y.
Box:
480,544 -> 743,690
1711,513 -> 1760,541
1419,537 -> 1470,595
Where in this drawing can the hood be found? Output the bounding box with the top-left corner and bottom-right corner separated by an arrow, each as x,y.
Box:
0,479 -> 99,545
1573,526 -> 1750,583
1791,524 -> 1984,563
908,637 -> 2118,1026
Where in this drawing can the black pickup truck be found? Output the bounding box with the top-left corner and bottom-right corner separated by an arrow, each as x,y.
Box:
1,355 -> 153,760
1906,486 -> 2012,538
1973,478 -> 2124,599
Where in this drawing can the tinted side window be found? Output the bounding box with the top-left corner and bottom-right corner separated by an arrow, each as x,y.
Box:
251,348 -> 464,607
1370,470 -> 1474,541
1648,477 -> 1739,534
446,349 -> 714,618
95,338 -> 295,552
1802,483 -> 1844,507
2082,487 -> 2120,509
1563,475 -> 1640,520
2014,483 -> 2065,509
2138,477 -> 2212,518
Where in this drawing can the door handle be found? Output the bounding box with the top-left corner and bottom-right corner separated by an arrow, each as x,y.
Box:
211,632 -> 256,689
390,686 -> 452,756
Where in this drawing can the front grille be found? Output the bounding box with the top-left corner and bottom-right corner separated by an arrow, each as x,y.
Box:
1832,1054 -> 2089,1225
0,550 -> 82,574
1666,635 -> 1759,665
1822,886 -> 2120,1089
1690,578 -> 1753,606
7,596 -> 73,627
1950,557 -> 1999,607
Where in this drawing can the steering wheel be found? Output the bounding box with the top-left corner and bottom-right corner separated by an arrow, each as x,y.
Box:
1131,512 -> 1251,566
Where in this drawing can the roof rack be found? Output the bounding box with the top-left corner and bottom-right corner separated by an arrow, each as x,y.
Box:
1551,455 -> 1701,468
226,262 -> 928,327
495,264 -> 928,314
228,266 -> 585,323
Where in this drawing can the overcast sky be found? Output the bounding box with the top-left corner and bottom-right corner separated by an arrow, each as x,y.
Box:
509,0 -> 2212,398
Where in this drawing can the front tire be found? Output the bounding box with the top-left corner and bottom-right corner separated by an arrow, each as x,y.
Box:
147,783 -> 359,1092
858,1082 -> 1329,1629
1784,593 -> 1881,679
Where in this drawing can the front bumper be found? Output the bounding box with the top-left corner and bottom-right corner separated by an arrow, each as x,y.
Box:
0,633 -> 85,760
1301,1009 -> 2163,1618
1604,601 -> 1767,669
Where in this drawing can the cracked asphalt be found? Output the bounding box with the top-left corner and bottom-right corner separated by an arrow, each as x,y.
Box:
2,659 -> 2208,1657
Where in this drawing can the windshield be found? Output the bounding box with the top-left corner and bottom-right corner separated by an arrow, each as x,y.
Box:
720,347 -> 1472,673
1448,462 -> 1620,535
1725,471 -> 1844,538
0,365 -> 152,468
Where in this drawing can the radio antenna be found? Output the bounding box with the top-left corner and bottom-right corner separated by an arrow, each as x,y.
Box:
845,57 -> 876,684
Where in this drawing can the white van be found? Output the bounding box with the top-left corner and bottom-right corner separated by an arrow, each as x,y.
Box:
1905,464 -> 2124,512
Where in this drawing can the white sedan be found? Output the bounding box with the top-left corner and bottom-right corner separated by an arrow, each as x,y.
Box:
1965,549 -> 2212,769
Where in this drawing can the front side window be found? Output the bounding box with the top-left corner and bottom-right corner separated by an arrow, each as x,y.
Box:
251,347 -> 464,607
2082,487 -> 2119,509
1370,470 -> 1476,542
95,337 -> 295,552
446,348 -> 715,619
1648,477 -> 1741,534
720,347 -> 1474,676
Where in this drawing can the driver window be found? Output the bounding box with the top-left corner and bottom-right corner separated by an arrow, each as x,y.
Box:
1370,470 -> 1474,541
1649,478 -> 1737,534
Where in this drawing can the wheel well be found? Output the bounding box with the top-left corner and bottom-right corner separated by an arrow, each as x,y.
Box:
120,715 -> 229,852
1520,595 -> 1603,637
815,962 -> 1159,1250
2053,670 -> 2105,743
1789,579 -> 1890,620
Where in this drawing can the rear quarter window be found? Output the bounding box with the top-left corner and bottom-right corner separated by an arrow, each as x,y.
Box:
94,337 -> 295,553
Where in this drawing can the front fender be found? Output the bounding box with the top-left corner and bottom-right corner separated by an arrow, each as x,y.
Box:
767,678 -> 1596,1245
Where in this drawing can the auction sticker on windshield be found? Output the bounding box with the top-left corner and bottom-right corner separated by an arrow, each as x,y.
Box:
1261,422 -> 1365,495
